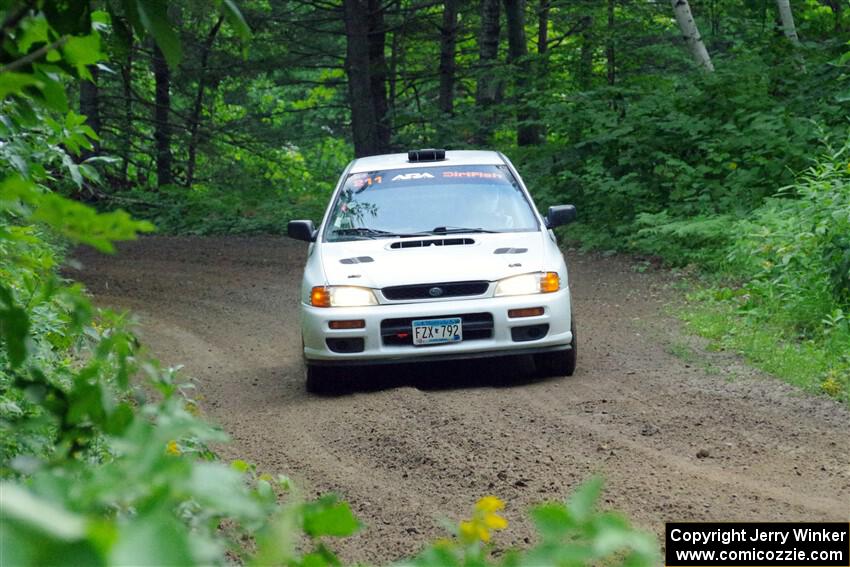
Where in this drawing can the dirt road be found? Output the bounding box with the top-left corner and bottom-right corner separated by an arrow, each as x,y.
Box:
73,236 -> 850,563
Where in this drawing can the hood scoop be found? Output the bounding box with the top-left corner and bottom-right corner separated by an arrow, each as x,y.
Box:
494,247 -> 528,254
340,256 -> 374,264
390,238 -> 475,249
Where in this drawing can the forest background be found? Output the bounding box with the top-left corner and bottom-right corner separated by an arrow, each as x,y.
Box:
1,0 -> 849,565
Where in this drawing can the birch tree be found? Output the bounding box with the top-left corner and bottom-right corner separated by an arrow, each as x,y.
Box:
671,0 -> 714,71
776,0 -> 801,44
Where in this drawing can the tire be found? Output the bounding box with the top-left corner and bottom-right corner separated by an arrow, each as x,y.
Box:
535,319 -> 577,377
305,364 -> 341,395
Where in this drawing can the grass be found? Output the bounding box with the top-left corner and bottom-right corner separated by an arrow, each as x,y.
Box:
665,340 -> 722,376
677,285 -> 850,405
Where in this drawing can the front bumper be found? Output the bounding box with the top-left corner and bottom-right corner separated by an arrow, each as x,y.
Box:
301,288 -> 572,365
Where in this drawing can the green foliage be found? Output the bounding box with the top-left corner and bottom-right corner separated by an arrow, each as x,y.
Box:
402,485 -> 658,567
515,51 -> 843,257
674,142 -> 850,403
727,146 -> 850,335
113,183 -> 326,235
0,67 -> 283,561
106,136 -> 344,234
1,4 -> 341,565
666,141 -> 850,403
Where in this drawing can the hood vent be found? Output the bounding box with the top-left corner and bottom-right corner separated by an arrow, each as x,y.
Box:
390,238 -> 474,249
494,247 -> 528,254
340,256 -> 374,264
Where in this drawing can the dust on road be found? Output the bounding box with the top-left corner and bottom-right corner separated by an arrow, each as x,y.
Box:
72,236 -> 850,564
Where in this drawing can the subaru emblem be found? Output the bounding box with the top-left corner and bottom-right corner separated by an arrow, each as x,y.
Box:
428,287 -> 444,297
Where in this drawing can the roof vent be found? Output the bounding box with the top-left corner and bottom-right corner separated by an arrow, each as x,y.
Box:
408,148 -> 446,162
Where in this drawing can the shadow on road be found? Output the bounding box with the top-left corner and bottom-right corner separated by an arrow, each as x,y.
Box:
312,354 -> 558,396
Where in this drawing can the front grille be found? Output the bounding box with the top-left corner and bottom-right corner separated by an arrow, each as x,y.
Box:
382,281 -> 489,301
381,312 -> 494,346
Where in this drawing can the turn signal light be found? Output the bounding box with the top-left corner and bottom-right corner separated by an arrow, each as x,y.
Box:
541,272 -> 560,293
329,319 -> 365,330
508,307 -> 545,318
311,286 -> 331,308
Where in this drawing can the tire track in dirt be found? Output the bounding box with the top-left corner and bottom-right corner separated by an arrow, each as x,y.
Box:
72,236 -> 850,564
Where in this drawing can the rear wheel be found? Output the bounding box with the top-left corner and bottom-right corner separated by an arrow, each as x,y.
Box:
534,319 -> 577,377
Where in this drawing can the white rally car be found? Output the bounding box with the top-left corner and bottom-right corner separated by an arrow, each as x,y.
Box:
288,149 -> 577,392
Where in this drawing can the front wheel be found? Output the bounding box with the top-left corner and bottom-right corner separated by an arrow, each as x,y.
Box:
534,319 -> 577,377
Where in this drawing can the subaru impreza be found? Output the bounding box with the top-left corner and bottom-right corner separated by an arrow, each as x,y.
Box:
288,149 -> 577,392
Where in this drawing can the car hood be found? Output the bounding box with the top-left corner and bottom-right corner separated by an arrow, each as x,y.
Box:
319,231 -> 547,288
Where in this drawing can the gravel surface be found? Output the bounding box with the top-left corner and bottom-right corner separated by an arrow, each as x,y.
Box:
72,236 -> 850,564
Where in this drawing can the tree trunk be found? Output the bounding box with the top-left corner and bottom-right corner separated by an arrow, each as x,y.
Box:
823,0 -> 843,31
535,0 -> 549,140
504,0 -> 540,146
368,0 -> 390,153
152,44 -> 173,187
671,0 -> 714,71
578,15 -> 593,89
606,0 -> 615,85
186,15 -> 223,188
537,0 -> 548,54
120,49 -> 133,185
438,0 -> 458,115
344,0 -> 380,157
79,65 -> 100,158
475,0 -> 501,143
775,0 -> 800,44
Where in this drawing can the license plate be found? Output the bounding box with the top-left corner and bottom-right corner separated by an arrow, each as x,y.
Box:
411,317 -> 462,346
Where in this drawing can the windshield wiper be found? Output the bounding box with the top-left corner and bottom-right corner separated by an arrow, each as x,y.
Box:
332,227 -> 412,239
332,226 -> 501,240
428,226 -> 502,235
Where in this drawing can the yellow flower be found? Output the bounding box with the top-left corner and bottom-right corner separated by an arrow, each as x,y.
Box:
821,375 -> 842,397
458,496 -> 508,544
477,496 -> 504,513
729,162 -> 738,170
165,440 -> 181,456
482,513 -> 508,530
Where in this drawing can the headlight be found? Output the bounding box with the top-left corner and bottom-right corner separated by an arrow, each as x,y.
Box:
494,272 -> 560,297
311,286 -> 378,307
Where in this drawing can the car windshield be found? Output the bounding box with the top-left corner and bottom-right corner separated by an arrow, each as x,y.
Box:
324,165 -> 539,242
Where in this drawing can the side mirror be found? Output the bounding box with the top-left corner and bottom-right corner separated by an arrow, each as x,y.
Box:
288,220 -> 317,242
545,205 -> 577,229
